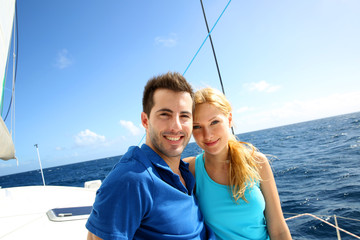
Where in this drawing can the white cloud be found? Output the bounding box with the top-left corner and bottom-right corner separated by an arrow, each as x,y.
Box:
55,48 -> 72,69
245,81 -> 281,93
74,129 -> 106,146
155,33 -> 178,47
268,92 -> 360,120
234,91 -> 360,133
119,120 -> 142,136
235,106 -> 250,114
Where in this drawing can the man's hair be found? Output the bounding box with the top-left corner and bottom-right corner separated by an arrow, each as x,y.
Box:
142,72 -> 194,116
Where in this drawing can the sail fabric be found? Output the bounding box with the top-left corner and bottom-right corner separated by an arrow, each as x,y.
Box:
0,0 -> 16,111
0,117 -> 15,160
0,0 -> 16,160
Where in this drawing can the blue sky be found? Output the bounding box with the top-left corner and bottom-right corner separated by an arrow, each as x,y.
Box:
1,0 -> 360,176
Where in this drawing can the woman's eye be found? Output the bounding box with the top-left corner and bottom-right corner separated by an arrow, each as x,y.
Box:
211,120 -> 219,125
193,125 -> 201,130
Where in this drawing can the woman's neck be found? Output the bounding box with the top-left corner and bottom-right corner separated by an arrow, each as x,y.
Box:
203,150 -> 230,185
204,147 -> 230,166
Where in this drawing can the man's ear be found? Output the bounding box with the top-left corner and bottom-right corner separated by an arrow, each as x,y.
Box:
141,112 -> 149,130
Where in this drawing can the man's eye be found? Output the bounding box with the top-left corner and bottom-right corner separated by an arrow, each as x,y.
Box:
181,114 -> 191,119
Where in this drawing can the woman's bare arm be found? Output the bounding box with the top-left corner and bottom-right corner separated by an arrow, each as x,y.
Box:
257,153 -> 292,240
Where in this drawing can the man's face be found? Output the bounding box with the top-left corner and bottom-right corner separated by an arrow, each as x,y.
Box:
141,89 -> 193,162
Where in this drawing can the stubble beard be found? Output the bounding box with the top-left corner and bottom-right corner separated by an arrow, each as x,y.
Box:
148,125 -> 190,159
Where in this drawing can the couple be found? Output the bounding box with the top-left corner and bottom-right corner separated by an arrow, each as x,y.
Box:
86,72 -> 291,240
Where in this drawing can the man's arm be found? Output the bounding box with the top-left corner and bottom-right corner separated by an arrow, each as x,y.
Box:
87,231 -> 102,240
85,156 -> 152,239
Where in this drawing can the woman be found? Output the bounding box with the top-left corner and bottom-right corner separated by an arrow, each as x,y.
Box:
185,87 -> 291,240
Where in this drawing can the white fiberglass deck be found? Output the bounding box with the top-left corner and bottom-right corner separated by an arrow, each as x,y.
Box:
0,185 -> 98,240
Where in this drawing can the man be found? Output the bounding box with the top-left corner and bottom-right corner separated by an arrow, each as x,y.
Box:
86,72 -> 214,240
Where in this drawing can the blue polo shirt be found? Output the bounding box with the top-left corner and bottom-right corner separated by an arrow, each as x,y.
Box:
86,144 -> 214,240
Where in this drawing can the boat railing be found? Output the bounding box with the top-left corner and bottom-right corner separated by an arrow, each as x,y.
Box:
284,212 -> 360,239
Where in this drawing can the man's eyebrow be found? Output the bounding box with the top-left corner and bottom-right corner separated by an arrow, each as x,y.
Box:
156,108 -> 173,113
156,109 -> 192,116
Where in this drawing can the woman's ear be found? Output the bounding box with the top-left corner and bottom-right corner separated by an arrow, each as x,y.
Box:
228,112 -> 233,128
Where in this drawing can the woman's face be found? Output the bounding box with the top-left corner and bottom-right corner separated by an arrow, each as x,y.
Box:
192,103 -> 232,156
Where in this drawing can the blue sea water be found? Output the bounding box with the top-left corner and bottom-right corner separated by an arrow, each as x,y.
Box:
1,111 -> 359,239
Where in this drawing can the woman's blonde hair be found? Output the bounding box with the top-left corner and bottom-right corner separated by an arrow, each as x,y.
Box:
194,87 -> 261,203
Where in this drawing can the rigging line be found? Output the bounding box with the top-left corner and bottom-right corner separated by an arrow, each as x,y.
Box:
283,212 -> 360,222
4,0 -> 18,122
137,132 -> 145,146
11,0 -> 18,140
200,0 -> 234,135
139,1 -> 232,147
285,213 -> 360,239
200,0 -> 226,95
183,0 -> 232,76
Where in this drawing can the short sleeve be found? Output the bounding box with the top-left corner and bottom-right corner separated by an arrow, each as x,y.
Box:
86,159 -> 154,239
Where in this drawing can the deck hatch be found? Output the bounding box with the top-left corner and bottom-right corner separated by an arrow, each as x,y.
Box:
46,206 -> 92,222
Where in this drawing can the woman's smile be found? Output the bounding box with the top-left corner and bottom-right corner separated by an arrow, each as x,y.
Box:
204,138 -> 220,147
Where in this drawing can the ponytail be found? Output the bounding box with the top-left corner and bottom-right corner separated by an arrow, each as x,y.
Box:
228,136 -> 261,203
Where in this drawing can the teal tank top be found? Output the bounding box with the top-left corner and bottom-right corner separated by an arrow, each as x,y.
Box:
195,153 -> 269,240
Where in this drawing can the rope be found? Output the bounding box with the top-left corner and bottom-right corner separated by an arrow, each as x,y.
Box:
139,1 -> 232,147
183,0 -> 232,76
284,212 -> 360,222
285,213 -> 360,239
200,0 -> 227,95
137,133 -> 145,146
199,0 -> 235,135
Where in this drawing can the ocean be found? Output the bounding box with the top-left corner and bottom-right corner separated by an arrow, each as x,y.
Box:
1,111 -> 359,239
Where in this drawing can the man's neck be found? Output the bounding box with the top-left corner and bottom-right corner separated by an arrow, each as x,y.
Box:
145,144 -> 181,173
163,157 -> 181,175
145,144 -> 186,188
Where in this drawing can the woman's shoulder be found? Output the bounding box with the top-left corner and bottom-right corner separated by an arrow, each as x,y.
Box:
252,151 -> 274,181
253,151 -> 268,164
183,156 -> 196,176
183,156 -> 196,163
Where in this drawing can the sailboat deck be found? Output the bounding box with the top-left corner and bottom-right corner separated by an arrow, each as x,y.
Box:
0,185 -> 97,240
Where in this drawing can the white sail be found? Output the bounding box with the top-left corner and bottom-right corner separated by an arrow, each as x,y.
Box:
0,117 -> 15,160
0,0 -> 17,160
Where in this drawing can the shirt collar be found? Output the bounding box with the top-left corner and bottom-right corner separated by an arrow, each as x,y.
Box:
140,144 -> 194,194
140,144 -> 190,170
141,144 -> 172,171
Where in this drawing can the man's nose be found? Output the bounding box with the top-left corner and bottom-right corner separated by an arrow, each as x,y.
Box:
170,115 -> 182,131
